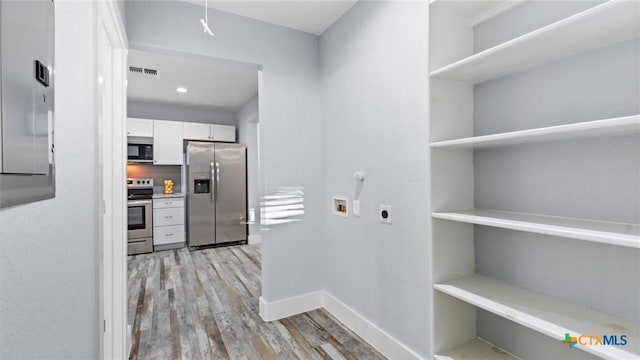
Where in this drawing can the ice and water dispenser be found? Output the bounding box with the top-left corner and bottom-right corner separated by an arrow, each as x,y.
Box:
194,179 -> 211,194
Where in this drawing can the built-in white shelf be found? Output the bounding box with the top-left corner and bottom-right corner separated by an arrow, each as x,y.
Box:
435,338 -> 519,360
432,209 -> 640,248
431,115 -> 640,149
429,0 -> 522,26
430,0 -> 640,84
434,274 -> 640,360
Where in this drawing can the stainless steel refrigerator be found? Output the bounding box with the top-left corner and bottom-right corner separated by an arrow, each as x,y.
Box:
186,141 -> 247,248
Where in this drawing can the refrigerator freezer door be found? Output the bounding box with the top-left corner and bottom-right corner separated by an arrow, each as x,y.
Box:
187,142 -> 216,247
214,143 -> 247,243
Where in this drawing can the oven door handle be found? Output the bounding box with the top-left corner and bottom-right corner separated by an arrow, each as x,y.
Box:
128,200 -> 152,206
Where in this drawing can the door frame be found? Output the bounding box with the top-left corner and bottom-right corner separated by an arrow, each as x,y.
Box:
96,1 -> 128,359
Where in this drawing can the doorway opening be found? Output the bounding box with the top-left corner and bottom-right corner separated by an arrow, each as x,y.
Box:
124,48 -> 264,357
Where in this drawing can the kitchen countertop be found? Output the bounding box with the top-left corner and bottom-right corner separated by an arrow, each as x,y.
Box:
152,193 -> 184,199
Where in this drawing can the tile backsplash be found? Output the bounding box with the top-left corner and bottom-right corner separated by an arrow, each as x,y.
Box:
127,164 -> 182,194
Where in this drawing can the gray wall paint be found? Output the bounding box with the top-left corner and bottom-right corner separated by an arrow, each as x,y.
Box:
128,99 -> 238,126
476,227 -> 640,322
237,94 -> 260,235
474,136 -> 640,223
473,40 -> 640,222
472,5 -> 640,355
0,2 -> 99,358
477,309 -> 600,360
126,0 -> 325,301
237,93 -> 258,125
474,39 -> 639,135
474,39 -> 640,222
320,2 -> 430,357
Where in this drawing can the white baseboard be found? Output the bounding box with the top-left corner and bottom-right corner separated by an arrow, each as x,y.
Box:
259,291 -> 323,321
258,291 -> 424,359
127,324 -> 132,356
248,234 -> 262,245
323,292 -> 425,360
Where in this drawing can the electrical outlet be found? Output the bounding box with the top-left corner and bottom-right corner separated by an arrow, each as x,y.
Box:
379,205 -> 391,224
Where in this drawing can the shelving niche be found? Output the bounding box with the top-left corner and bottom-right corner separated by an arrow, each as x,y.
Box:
429,0 -> 640,359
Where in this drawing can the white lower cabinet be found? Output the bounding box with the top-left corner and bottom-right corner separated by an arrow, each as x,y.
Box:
153,224 -> 184,246
153,197 -> 185,248
153,207 -> 183,227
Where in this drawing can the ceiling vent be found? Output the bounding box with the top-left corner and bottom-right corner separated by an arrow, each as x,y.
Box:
129,66 -> 160,79
143,68 -> 157,76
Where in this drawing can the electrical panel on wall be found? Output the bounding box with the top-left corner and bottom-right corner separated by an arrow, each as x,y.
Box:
0,0 -> 56,209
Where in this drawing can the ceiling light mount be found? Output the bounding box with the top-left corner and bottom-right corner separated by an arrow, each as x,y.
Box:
176,87 -> 188,93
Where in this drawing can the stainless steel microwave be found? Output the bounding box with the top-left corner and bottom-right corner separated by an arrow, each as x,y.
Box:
127,138 -> 153,163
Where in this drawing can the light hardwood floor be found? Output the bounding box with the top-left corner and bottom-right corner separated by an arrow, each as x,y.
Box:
128,245 -> 386,360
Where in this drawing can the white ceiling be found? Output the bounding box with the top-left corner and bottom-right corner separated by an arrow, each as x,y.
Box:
183,0 -> 357,35
127,50 -> 259,110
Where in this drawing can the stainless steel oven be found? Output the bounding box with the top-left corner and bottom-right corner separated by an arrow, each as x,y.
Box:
127,178 -> 154,255
128,199 -> 152,238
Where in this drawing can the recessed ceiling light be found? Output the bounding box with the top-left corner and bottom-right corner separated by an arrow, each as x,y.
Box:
176,87 -> 188,93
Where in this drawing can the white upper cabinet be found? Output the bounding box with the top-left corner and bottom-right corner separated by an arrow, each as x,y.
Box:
153,120 -> 183,165
127,118 -> 235,165
182,122 -> 236,142
182,122 -> 211,141
127,118 -> 153,137
211,124 -> 236,142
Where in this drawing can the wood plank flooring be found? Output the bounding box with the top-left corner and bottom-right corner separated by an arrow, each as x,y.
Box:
128,245 -> 386,360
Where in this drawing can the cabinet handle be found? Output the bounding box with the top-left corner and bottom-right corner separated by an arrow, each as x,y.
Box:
165,215 -> 173,219
166,233 -> 173,236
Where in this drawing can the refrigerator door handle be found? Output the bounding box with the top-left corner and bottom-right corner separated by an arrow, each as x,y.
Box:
214,161 -> 218,204
215,161 -> 220,202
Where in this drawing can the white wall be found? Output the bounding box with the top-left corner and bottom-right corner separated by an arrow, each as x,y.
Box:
237,94 -> 260,236
0,2 -> 99,358
126,0 -> 325,301
127,99 -> 238,126
116,0 -> 126,26
319,2 -> 430,358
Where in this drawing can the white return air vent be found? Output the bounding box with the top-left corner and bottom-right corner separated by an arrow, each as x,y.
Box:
128,66 -> 160,79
